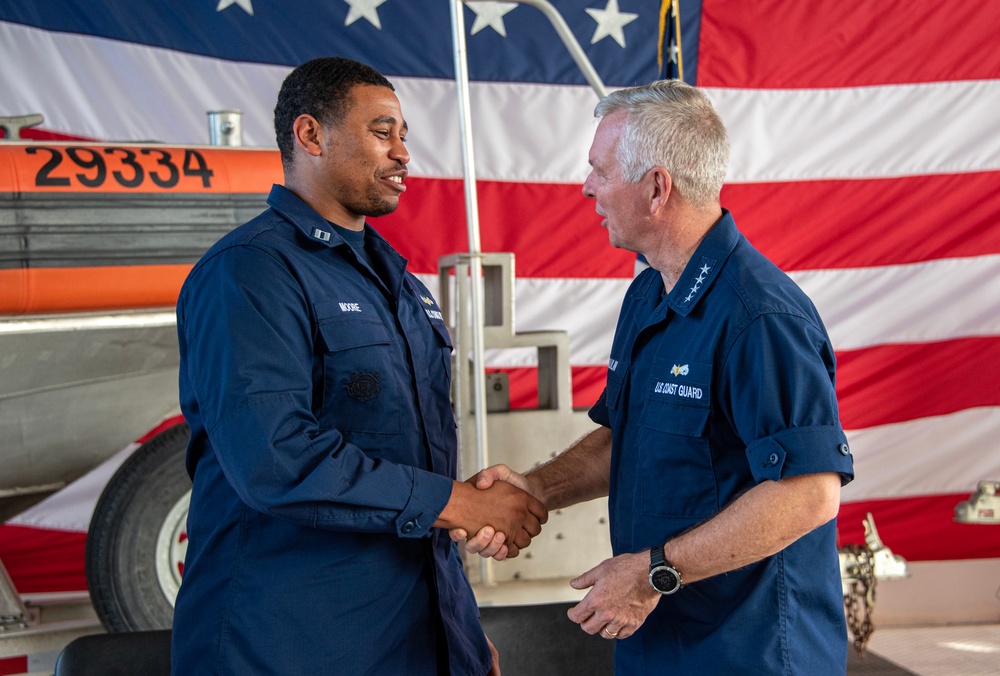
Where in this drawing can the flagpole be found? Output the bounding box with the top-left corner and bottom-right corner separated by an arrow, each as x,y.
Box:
449,0 -> 492,586
448,0 -> 608,587
512,0 -> 608,98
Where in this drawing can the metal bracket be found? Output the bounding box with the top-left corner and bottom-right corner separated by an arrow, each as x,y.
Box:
0,113 -> 44,140
0,558 -> 29,630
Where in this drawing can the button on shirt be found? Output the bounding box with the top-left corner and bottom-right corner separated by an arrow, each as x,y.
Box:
590,211 -> 855,675
172,185 -> 490,675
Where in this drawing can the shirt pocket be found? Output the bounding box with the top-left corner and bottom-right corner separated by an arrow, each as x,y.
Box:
316,313 -> 401,435
427,316 -> 454,378
636,361 -> 718,519
605,357 -> 628,413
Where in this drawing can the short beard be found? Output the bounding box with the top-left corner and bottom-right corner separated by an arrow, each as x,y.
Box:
350,194 -> 399,218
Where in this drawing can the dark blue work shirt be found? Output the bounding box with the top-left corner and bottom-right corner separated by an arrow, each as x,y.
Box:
172,185 -> 490,675
590,211 -> 855,675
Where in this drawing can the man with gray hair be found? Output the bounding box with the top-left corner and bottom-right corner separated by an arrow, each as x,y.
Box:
457,80 -> 855,673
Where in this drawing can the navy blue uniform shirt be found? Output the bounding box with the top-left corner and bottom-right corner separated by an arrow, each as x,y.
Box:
171,185 -> 490,675
590,211 -> 855,674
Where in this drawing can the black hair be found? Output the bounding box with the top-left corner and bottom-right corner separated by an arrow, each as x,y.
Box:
273,57 -> 394,168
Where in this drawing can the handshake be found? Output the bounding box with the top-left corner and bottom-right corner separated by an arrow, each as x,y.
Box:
436,464 -> 544,560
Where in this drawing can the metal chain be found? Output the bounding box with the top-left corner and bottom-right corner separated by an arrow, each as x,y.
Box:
842,543 -> 877,658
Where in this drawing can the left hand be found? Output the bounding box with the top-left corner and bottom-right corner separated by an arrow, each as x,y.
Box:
486,634 -> 500,675
566,551 -> 661,641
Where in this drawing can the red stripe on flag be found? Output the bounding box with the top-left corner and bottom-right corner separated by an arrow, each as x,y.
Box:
372,178 -> 633,279
0,127 -> 94,142
0,524 -> 87,593
0,657 -> 29,676
723,172 -> 1000,271
698,1 -> 1000,88
836,337 -> 1000,429
839,493 -> 1000,561
491,365 -> 607,411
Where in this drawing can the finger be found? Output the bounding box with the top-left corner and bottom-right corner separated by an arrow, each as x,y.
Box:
569,567 -> 598,590
511,530 -> 532,551
524,516 -> 542,538
475,464 -> 510,489
566,601 -> 595,628
504,541 -> 520,558
601,625 -> 621,641
476,532 -> 507,559
579,605 -> 615,636
527,496 -> 548,523
449,528 -> 469,543
491,544 -> 510,561
465,526 -> 495,553
581,613 -> 609,636
614,626 -> 634,640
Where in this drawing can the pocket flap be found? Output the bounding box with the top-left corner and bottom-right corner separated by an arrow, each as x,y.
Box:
317,315 -> 392,352
642,400 -> 710,437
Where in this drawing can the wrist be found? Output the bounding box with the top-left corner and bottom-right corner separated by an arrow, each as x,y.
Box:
648,543 -> 683,595
522,472 -> 547,507
434,480 -> 470,529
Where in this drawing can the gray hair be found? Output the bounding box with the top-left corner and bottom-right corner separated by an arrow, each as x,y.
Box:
594,80 -> 729,207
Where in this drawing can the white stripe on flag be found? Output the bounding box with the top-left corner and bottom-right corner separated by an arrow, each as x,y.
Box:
791,254 -> 1000,351
843,406 -> 1000,501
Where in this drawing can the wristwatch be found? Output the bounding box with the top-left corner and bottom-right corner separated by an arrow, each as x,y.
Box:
648,544 -> 682,595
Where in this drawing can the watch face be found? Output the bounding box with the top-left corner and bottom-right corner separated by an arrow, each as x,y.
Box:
650,566 -> 679,594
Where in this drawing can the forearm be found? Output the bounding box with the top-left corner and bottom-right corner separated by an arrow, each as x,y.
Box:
526,426 -> 613,510
663,472 -> 842,584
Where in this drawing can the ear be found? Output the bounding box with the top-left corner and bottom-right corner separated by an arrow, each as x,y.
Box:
292,114 -> 324,158
648,167 -> 672,215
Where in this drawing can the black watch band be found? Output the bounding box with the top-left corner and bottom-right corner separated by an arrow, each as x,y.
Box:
648,544 -> 682,595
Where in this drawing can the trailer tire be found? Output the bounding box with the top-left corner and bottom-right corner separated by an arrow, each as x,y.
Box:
86,422 -> 191,632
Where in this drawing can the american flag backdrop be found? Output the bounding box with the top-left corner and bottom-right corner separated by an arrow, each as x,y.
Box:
1,0 -> 999,593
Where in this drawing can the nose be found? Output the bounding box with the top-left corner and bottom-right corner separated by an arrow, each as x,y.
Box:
390,135 -> 409,165
582,171 -> 596,199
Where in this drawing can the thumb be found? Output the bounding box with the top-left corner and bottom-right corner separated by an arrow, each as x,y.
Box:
570,566 -> 598,590
476,463 -> 513,489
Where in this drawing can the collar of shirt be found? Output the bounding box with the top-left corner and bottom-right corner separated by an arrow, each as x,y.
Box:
266,184 -> 409,299
666,208 -> 740,317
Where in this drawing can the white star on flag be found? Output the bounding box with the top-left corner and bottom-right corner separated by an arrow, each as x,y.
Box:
344,0 -> 388,29
216,0 -> 253,15
466,2 -> 518,37
585,0 -> 638,48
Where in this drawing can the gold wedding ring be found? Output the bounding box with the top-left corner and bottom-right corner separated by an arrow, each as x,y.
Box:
603,626 -> 619,638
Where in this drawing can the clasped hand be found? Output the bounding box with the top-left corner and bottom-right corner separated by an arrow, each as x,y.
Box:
449,464 -> 537,559
440,465 -> 546,558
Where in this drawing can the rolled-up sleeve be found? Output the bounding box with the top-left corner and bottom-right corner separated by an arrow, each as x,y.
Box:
719,311 -> 855,485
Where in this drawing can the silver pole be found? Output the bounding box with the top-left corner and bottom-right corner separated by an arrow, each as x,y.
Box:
449,0 -> 492,584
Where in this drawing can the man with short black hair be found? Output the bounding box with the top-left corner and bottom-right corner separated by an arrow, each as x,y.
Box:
172,56 -> 546,675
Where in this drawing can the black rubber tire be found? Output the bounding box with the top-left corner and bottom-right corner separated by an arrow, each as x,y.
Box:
86,422 -> 191,632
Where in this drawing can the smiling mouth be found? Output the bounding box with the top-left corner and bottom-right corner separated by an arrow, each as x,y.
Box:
381,171 -> 407,191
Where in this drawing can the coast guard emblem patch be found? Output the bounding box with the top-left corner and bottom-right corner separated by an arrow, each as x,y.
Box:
346,372 -> 381,401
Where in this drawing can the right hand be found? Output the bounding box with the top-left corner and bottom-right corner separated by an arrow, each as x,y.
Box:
436,469 -> 546,557
450,464 -> 538,559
